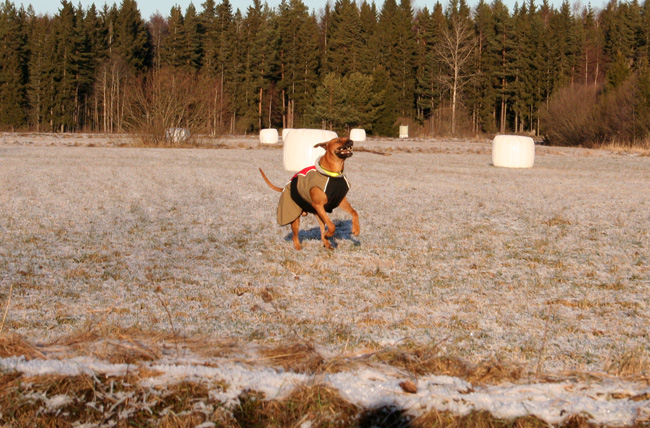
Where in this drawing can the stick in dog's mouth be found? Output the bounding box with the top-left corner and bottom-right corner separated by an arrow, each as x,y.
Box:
335,142 -> 354,158
354,147 -> 392,156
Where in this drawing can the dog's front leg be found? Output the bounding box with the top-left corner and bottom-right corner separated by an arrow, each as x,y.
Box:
309,187 -> 336,248
314,214 -> 333,250
338,197 -> 360,236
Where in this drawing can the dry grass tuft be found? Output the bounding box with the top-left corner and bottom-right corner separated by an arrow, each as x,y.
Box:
44,327 -> 165,363
597,139 -> 650,156
259,342 -> 326,373
370,345 -> 524,385
0,333 -> 46,360
0,372 -> 232,427
234,384 -> 358,427
411,409 -> 581,428
605,346 -> 650,379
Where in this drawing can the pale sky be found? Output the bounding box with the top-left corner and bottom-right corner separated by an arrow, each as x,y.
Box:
26,0 -> 603,21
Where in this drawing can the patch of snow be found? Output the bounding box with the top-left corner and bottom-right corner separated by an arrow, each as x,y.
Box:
1,355 -> 648,426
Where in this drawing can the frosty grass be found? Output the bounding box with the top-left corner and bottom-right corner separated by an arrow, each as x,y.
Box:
1,137 -> 648,373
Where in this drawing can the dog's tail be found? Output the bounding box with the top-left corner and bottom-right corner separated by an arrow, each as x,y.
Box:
259,168 -> 283,192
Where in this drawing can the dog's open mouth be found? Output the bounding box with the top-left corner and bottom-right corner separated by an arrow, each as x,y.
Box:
335,142 -> 354,158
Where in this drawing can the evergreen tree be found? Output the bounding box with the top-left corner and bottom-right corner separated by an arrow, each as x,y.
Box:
26,11 -> 54,131
376,0 -> 417,119
580,4 -> 604,85
394,0 -> 417,117
489,0 -> 515,133
549,0 -> 580,87
241,0 -> 276,130
276,0 -> 320,128
311,72 -> 345,129
183,4 -> 202,71
0,0 -> 28,129
113,0 -> 151,72
511,2 -> 533,133
325,0 -> 362,75
414,6 -> 434,126
50,0 -> 90,131
634,67 -> 650,137
341,72 -> 382,130
199,0 -> 216,71
358,0 -> 378,72
212,0 -> 237,130
471,0 -> 497,133
160,6 -> 186,68
607,50 -> 631,88
311,71 -> 381,131
371,65 -> 397,136
640,0 -> 650,66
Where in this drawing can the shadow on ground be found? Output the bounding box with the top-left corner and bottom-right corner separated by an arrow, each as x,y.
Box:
358,406 -> 414,427
284,219 -> 361,248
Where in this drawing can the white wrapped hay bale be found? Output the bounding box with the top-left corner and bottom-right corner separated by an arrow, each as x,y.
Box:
283,129 -> 338,171
282,128 -> 293,141
259,128 -> 279,145
350,128 -> 366,141
399,125 -> 408,139
165,128 -> 191,144
492,135 -> 535,168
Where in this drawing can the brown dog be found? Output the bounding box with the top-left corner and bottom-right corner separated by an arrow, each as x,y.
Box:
260,137 -> 360,250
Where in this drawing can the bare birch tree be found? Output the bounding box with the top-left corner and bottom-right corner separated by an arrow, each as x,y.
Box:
435,16 -> 476,134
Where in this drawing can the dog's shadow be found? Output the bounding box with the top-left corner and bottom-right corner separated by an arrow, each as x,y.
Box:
284,219 -> 360,248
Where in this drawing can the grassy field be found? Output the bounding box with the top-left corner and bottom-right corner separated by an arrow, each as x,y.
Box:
0,135 -> 648,426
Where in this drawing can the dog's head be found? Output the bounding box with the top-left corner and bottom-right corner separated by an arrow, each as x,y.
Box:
314,137 -> 354,159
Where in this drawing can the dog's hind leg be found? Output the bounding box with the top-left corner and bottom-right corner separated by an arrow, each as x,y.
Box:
338,197 -> 360,236
291,217 -> 302,250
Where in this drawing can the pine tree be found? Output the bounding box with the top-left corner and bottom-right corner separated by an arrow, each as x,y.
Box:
549,0 -> 580,87
84,4 -> 109,129
580,4 -> 605,85
0,0 -> 28,129
371,65 -> 397,136
511,2 -> 533,133
113,0 -> 151,72
394,0 -> 417,117
240,0 -> 276,130
183,4 -> 203,71
376,0 -> 417,119
199,0 -> 216,71
276,0 -> 320,128
311,72 -> 345,129
634,67 -> 650,138
470,0 -> 497,133
640,0 -> 650,66
358,0 -> 377,72
160,6 -> 186,68
489,0 -> 516,133
341,72 -> 382,130
50,0 -> 88,131
414,6 -> 433,126
26,10 -> 54,131
325,0 -> 362,75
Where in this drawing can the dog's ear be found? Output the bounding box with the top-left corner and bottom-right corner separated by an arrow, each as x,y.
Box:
313,142 -> 328,149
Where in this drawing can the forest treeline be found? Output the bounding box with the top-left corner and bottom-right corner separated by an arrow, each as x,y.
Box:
1,0 -> 649,145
